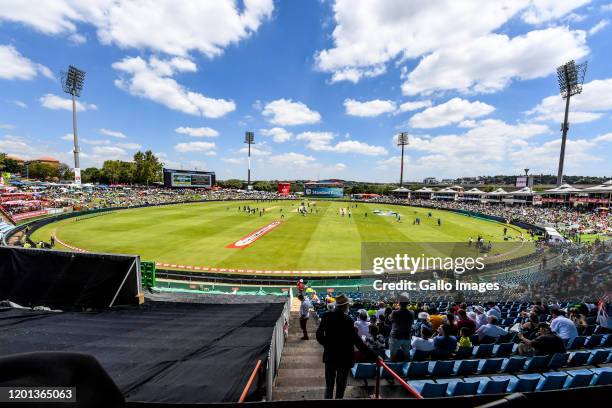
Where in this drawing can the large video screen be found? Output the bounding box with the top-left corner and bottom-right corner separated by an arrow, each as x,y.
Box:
304,187 -> 344,198
169,172 -> 212,188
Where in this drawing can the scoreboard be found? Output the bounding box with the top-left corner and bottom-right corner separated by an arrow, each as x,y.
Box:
163,169 -> 216,188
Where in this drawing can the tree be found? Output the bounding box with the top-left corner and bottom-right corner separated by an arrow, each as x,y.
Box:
101,160 -> 122,184
28,162 -> 58,181
253,180 -> 274,192
222,179 -> 244,189
0,153 -> 23,174
57,163 -> 74,181
133,150 -> 163,185
82,167 -> 101,183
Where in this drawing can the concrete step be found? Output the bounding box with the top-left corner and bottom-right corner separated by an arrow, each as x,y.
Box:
279,355 -> 321,369
273,385 -> 368,400
275,368 -> 324,379
274,375 -> 326,388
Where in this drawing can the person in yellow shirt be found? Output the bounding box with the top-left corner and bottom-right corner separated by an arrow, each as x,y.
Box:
458,327 -> 472,348
428,305 -> 444,330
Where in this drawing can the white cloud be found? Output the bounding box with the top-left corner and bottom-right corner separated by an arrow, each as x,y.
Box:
402,27 -> 588,95
13,100 -> 27,108
588,19 -> 609,35
0,44 -> 53,80
397,100 -> 432,113
92,146 -> 127,156
334,163 -> 347,172
260,127 -> 292,143
315,1 -> 588,95
116,142 -> 141,149
527,78 -> 612,123
99,128 -> 127,138
296,131 -> 387,155
603,3 -> 612,12
521,0 -> 590,24
61,133 -> 73,141
262,99 -> 321,126
0,0 -> 273,58
0,124 -> 14,129
113,56 -> 235,118
175,126 -> 219,137
409,98 -> 495,128
69,32 -> 86,44
268,152 -> 316,167
344,98 -> 396,117
39,93 -> 97,111
173,141 -> 216,155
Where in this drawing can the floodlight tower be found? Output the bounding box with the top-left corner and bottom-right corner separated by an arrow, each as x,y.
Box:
555,60 -> 587,186
61,65 -> 86,185
397,132 -> 409,187
244,131 -> 255,189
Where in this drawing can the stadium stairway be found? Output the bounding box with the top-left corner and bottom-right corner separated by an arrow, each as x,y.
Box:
272,311 -> 410,400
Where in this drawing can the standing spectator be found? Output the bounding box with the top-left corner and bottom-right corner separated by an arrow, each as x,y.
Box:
550,308 -> 578,342
296,279 -> 305,296
316,294 -> 377,399
298,294 -> 311,340
389,293 -> 415,361
354,309 -> 370,339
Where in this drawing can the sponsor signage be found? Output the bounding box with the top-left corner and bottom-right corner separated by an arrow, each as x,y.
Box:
226,221 -> 283,248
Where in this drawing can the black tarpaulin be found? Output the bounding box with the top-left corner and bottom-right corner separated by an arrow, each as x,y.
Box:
0,247 -> 139,310
0,300 -> 284,403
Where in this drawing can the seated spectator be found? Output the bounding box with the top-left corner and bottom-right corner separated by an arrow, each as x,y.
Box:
475,316 -> 508,341
456,309 -> 476,335
412,312 -> 431,336
432,324 -> 457,359
474,306 -> 488,329
428,305 -> 444,330
411,326 -> 435,353
485,301 -> 502,320
457,326 -> 472,348
520,312 -> 540,340
376,314 -> 390,338
445,313 -> 459,336
569,308 -> 588,335
354,309 -> 370,339
517,323 -> 566,356
365,325 -> 386,359
550,308 -> 578,341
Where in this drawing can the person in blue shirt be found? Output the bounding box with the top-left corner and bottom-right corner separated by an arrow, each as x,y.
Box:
432,324 -> 457,359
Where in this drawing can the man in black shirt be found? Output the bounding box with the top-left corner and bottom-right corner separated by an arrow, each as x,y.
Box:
517,323 -> 566,356
316,294 -> 377,399
390,292 -> 415,361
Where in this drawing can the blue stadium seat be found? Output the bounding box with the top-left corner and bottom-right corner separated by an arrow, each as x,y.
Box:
351,363 -> 377,383
404,361 -> 429,379
590,368 -> 612,386
477,358 -> 503,374
407,380 -> 448,398
474,344 -> 494,359
567,336 -> 587,349
428,360 -> 454,377
479,335 -> 497,345
507,374 -> 541,393
536,372 -> 568,391
524,355 -> 549,372
453,359 -> 479,376
563,369 -> 594,389
584,335 -> 603,348
567,351 -> 590,367
547,352 -> 569,370
410,349 -> 431,361
587,349 -> 610,365
454,346 -> 473,359
494,343 -> 514,357
602,335 -> 612,348
476,376 -> 511,395
501,356 -> 527,373
381,362 -> 404,380
439,378 -> 480,396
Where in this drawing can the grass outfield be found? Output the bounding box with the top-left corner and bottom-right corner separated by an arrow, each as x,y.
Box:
31,200 -> 532,271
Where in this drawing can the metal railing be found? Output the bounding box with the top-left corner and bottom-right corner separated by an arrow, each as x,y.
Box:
238,359 -> 263,403
375,359 -> 423,399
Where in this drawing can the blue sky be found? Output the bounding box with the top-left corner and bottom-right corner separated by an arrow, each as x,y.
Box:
1,0 -> 611,182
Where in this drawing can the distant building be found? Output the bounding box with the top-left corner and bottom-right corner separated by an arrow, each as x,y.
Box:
28,156 -> 60,168
423,177 -> 438,185
6,154 -> 25,164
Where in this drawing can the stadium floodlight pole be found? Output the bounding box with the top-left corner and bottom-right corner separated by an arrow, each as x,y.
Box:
61,65 -> 86,185
555,60 -> 587,187
397,132 -> 409,187
245,131 -> 255,189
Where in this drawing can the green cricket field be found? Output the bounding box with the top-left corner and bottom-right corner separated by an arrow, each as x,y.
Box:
30,200 -> 532,273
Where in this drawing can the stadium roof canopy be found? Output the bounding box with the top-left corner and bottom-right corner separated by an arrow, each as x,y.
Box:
487,188 -> 508,195
414,187 -> 434,192
464,188 -> 486,195
544,183 -> 582,194
583,180 -> 612,193
391,187 -> 410,192
510,187 -> 534,195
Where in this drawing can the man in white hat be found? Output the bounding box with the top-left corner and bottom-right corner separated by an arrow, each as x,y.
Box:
316,294 -> 377,399
389,292 -> 414,361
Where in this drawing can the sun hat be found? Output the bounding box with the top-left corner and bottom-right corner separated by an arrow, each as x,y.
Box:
335,294 -> 350,306
399,292 -> 410,303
